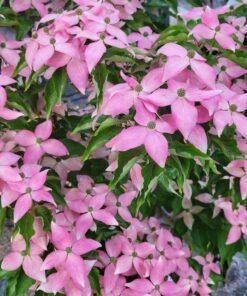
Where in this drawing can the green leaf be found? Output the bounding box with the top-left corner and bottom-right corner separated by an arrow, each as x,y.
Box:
89,268 -> 101,296
0,269 -> 19,280
109,148 -> 144,190
72,114 -> 92,134
15,272 -> 35,296
46,172 -> 66,205
211,135 -> 243,160
92,63 -> 109,111
44,68 -> 67,119
15,212 -> 35,249
25,66 -> 48,92
82,125 -> 121,161
61,139 -> 85,156
34,206 -> 52,232
169,141 -> 211,160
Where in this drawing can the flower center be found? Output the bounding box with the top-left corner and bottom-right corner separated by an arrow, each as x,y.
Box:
43,27 -> 49,34
188,275 -> 193,280
99,33 -> 105,40
230,104 -> 237,112
135,84 -> 143,93
236,25 -> 240,31
76,8 -> 82,15
110,256 -> 117,264
86,189 -> 92,195
147,121 -> 156,130
88,206 -> 93,213
32,32 -> 38,39
20,172 -> 25,179
147,254 -> 153,260
26,187 -> 32,194
104,17 -> 110,24
116,201 -> 121,207
132,251 -> 137,257
36,138 -> 42,144
160,250 -> 165,256
215,26 -> 220,32
220,65 -> 226,72
154,284 -> 160,291
187,50 -> 195,59
49,38 -> 56,45
65,247 -> 72,253
143,32 -> 149,37
177,88 -> 185,97
0,42 -> 6,48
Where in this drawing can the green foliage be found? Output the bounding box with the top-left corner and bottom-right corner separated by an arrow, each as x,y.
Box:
15,212 -> 35,249
92,64 -> 109,111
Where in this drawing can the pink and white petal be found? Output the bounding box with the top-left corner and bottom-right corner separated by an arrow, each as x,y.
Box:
190,60 -> 217,88
163,56 -> 189,82
25,40 -> 39,69
188,125 -> 208,153
157,43 -> 187,57
15,130 -> 36,146
240,175 -> 247,200
103,264 -> 119,294
0,108 -> 23,120
41,251 -> 67,270
106,126 -> 147,151
201,9 -> 219,29
38,270 -> 68,294
30,170 -> 48,190
93,209 -> 118,226
226,226 -> 242,244
232,112 -> 247,138
24,145 -> 44,164
85,40 -> 106,73
11,0 -> 31,12
191,24 -> 214,39
42,139 -> 68,156
51,223 -> 72,250
31,189 -> 54,204
23,255 -> 46,282
1,252 -> 23,271
72,238 -> 101,255
1,188 -> 19,207
126,279 -> 153,293
214,110 -> 233,136
67,59 -> 88,94
14,194 -> 32,223
0,152 -> 20,166
115,255 -> 133,275
35,120 -> 52,140
75,214 -> 94,239
134,100 -> 156,126
33,45 -> 55,71
65,253 -> 86,288
215,33 -> 236,51
141,67 -> 164,93
144,131 -> 168,168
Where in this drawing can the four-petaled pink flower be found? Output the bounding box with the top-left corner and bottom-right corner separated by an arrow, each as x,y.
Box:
41,223 -> 101,288
193,253 -> 220,280
15,120 -> 68,164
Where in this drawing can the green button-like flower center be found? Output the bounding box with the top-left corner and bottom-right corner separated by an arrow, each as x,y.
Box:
65,247 -> 72,253
32,32 -> 38,39
86,189 -> 92,195
154,284 -> 160,290
116,201 -> 121,207
88,206 -> 93,213
76,8 -> 82,15
221,65 -> 226,72
236,25 -> 240,31
230,104 -> 237,112
36,138 -> 42,144
147,121 -> 156,130
188,50 -> 195,59
177,88 -> 185,97
143,32 -> 149,37
135,84 -> 143,93
132,251 -> 137,257
0,42 -> 6,48
110,256 -> 117,264
215,26 -> 220,32
50,38 -> 56,45
26,187 -> 32,194
104,17 -> 110,24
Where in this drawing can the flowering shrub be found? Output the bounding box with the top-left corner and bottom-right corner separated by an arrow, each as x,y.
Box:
0,0 -> 246,295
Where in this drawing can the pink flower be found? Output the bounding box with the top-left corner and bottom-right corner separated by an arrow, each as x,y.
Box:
157,42 -> 217,88
15,120 -> 68,163
6,165 -> 54,222
224,206 -> 247,244
191,7 -> 236,51
41,223 -> 101,288
115,236 -> 154,277
11,0 -> 48,16
193,253 -> 220,280
0,151 -> 21,183
126,258 -> 181,295
67,193 -> 118,238
0,33 -> 22,67
225,160 -> 247,199
1,234 -> 46,282
128,27 -> 159,50
227,16 -> 247,43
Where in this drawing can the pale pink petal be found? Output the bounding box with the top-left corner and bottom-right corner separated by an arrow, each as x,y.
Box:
11,0 -> 31,12
33,45 -> 55,71
0,152 -> 20,165
188,125 -> 207,153
24,145 -> 44,164
93,209 -> 118,226
51,223 -> 72,250
126,279 -> 153,293
141,67 -> 164,93
75,214 -> 94,239
226,226 -> 242,244
14,194 -> 32,223
190,60 -> 216,88
35,120 -> 52,140
215,33 -> 236,51
38,270 -> 68,294
144,131 -> 168,167
0,108 -> 23,120
213,110 -> 233,136
66,253 -> 86,288
23,255 -> 46,282
157,43 -> 187,57
163,56 -> 189,82
41,251 -> 67,270
1,252 -> 23,271
15,130 -> 36,146
72,238 -> 101,255
232,112 -> 247,138
240,175 -> 247,200
67,59 -> 88,94
42,139 -> 68,156
85,40 -> 106,73
115,255 -> 133,274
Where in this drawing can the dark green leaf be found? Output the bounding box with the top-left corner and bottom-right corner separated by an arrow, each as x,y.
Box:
89,268 -> 101,296
34,206 -> 53,232
45,68 -> 67,118
72,114 -> 92,134
92,64 -> 109,111
15,213 -> 35,249
61,139 -> 85,156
